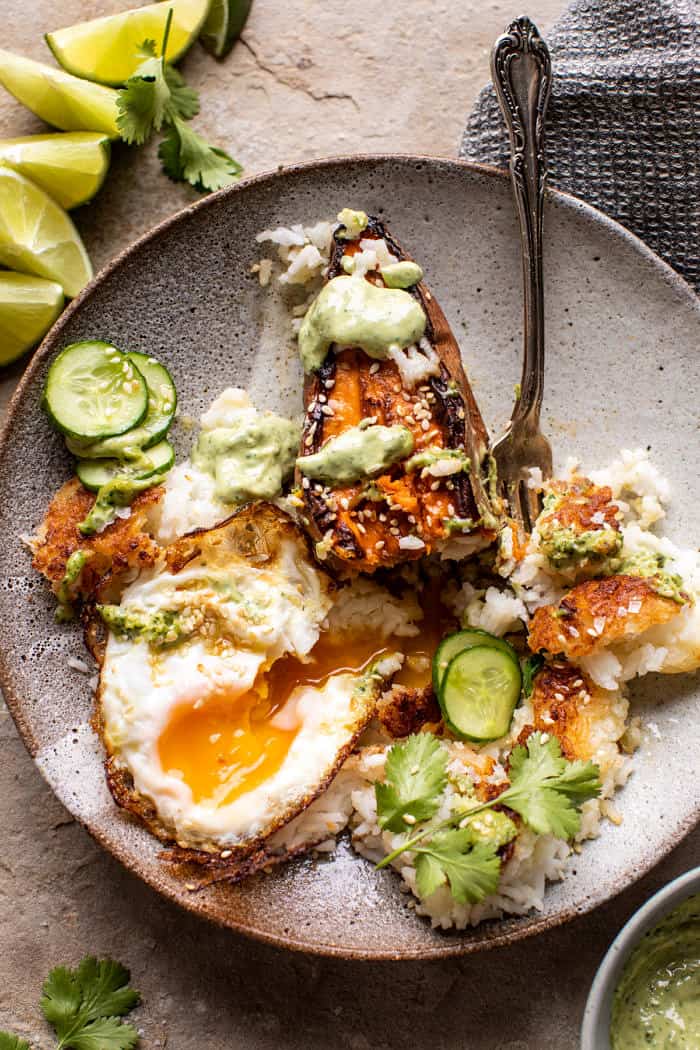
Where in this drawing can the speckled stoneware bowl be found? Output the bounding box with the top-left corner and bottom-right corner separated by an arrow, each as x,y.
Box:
581,866 -> 700,1050
1,157 -> 698,960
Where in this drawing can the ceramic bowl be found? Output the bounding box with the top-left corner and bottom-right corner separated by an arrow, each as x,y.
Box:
1,156 -> 699,958
581,865 -> 700,1049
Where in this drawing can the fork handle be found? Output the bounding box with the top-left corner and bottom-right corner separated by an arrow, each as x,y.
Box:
491,16 -> 552,427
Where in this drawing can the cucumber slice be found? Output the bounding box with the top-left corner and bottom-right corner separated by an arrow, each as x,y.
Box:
43,340 -> 148,441
439,645 -> 522,742
66,352 -> 177,458
76,439 -> 174,491
433,628 -> 518,693
126,352 -> 177,448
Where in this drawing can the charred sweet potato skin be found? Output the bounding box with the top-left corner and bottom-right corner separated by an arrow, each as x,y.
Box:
297,217 -> 496,576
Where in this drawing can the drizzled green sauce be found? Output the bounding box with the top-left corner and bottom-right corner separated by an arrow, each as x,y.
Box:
298,275 -> 426,373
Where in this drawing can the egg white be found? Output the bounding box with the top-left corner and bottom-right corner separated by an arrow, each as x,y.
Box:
98,508 -> 384,853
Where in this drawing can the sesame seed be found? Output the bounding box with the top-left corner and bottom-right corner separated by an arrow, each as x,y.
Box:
321,405 -> 334,416
447,503 -> 455,516
457,408 -> 465,420
369,362 -> 380,374
356,522 -> 366,534
220,849 -> 232,859
302,477 -> 310,489
340,497 -> 349,510
318,393 -> 327,403
324,379 -> 335,389
421,419 -> 430,431
403,813 -> 416,825
378,513 -> 387,522
554,692 -> 564,702
375,540 -> 385,550
430,480 -> 440,492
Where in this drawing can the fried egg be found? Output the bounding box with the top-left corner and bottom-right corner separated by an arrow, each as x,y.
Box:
97,504 -> 388,855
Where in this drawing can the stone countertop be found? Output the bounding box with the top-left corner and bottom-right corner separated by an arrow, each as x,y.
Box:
1,2 -> 698,1047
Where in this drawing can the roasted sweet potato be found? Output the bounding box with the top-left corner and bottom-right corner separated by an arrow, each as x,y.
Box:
296,216 -> 500,576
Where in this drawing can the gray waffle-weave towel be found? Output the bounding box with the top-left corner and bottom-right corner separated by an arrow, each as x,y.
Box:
461,0 -> 699,292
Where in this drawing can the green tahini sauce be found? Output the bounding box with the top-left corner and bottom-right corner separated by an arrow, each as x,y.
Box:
297,423 -> 414,486
610,893 -> 700,1049
193,414 -> 300,505
298,275 -> 427,373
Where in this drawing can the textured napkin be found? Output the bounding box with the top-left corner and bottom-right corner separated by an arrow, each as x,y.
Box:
461,0 -> 699,292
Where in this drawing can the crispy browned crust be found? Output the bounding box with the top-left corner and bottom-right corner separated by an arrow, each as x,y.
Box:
539,476 -> 621,537
376,683 -> 441,738
528,574 -> 683,659
296,216 -> 498,576
525,661 -> 614,761
31,476 -> 162,601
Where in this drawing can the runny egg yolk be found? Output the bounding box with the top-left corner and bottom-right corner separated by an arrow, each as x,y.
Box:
157,581 -> 456,808
157,635 -> 387,808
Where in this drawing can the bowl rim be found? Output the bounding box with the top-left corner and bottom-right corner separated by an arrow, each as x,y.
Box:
580,865 -> 700,1050
1,153 -> 699,960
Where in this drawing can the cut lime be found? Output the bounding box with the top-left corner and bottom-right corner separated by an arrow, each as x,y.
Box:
200,0 -> 252,59
0,272 -> 64,365
0,167 -> 93,298
0,49 -> 120,138
46,0 -> 212,87
0,132 -> 110,210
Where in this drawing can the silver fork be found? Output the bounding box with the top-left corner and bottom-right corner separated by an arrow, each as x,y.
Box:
490,16 -> 553,532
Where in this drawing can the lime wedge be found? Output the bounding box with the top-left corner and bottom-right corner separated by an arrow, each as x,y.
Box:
0,167 -> 93,299
0,49 -> 120,138
200,0 -> 252,58
0,272 -> 64,365
0,132 -> 110,210
46,0 -> 212,86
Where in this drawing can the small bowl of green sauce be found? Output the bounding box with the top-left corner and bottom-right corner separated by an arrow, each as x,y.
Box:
581,866 -> 700,1050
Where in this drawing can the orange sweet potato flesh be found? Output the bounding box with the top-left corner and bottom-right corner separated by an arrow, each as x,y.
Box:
296,216 -> 499,576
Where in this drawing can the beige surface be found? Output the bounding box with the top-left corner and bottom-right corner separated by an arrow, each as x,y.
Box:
1,2 -> 697,1048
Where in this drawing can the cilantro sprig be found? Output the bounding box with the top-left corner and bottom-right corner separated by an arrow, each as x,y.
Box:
375,732 -> 601,904
0,1036 -> 30,1050
116,12 -> 242,192
1,957 -> 140,1050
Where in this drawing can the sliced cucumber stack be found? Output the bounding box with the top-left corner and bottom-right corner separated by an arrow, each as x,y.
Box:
43,339 -> 178,532
434,628 -> 522,742
76,439 -> 174,492
66,351 -> 177,459
43,340 -> 148,441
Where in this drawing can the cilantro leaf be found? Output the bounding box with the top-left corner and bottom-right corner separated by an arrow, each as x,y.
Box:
60,1017 -> 139,1050
116,20 -> 199,147
40,957 -> 140,1050
375,733 -> 448,833
414,831 -> 501,904
499,733 -> 601,839
163,65 -> 200,121
117,71 -> 170,145
158,118 -> 242,192
522,653 -> 544,697
0,1034 -> 30,1050
73,958 -> 140,1023
40,965 -> 81,1036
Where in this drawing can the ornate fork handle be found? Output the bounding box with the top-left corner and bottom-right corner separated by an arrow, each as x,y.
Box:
491,17 -> 552,428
